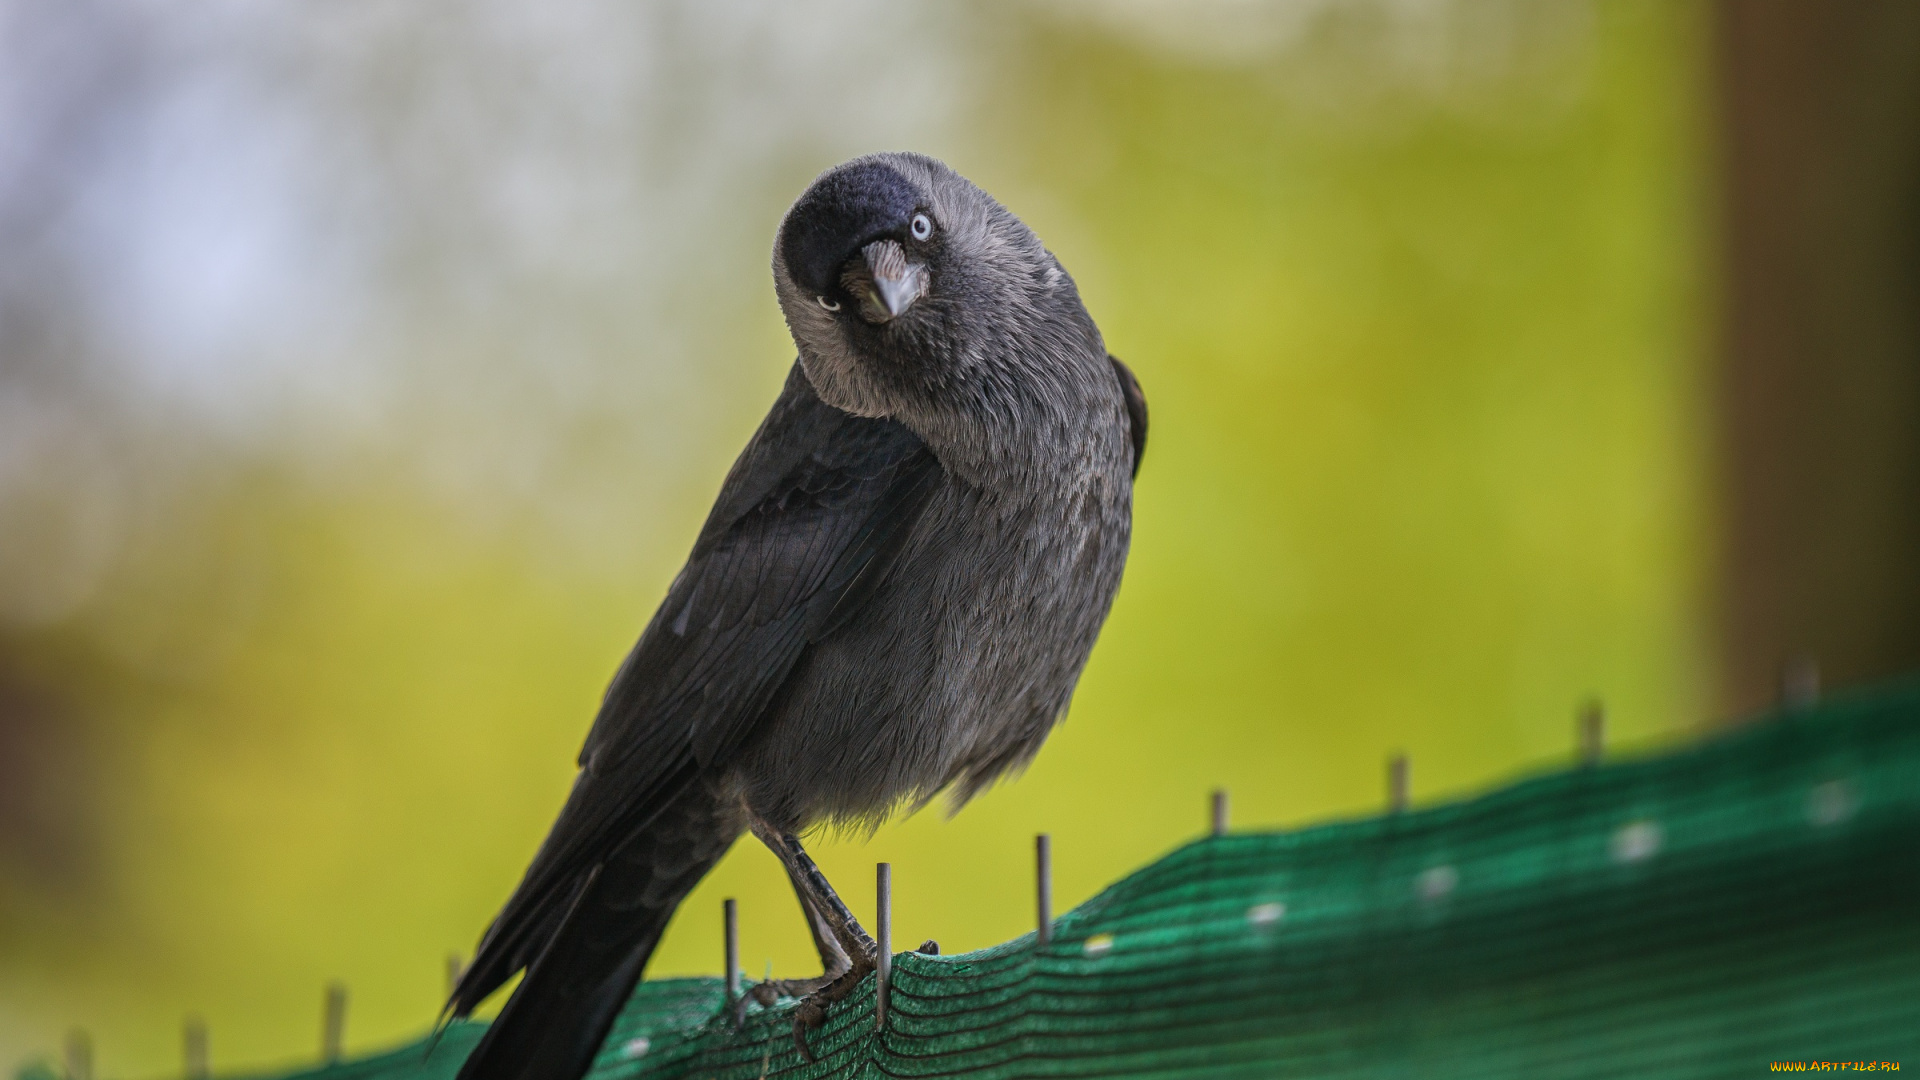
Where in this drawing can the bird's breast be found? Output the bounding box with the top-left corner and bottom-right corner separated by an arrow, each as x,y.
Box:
727,461 -> 1133,831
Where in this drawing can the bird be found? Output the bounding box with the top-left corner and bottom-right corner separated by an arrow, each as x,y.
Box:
444,151 -> 1146,1079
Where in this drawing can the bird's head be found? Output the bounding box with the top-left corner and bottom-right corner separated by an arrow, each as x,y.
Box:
772,153 -> 1093,424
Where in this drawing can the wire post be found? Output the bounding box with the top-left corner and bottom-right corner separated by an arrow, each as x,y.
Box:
723,898 -> 740,1004
321,982 -> 347,1064
1210,788 -> 1230,836
1782,657 -> 1821,708
875,864 -> 892,1032
1388,753 -> 1410,813
1579,700 -> 1606,766
184,1016 -> 209,1080
65,1030 -> 92,1080
1035,834 -> 1053,947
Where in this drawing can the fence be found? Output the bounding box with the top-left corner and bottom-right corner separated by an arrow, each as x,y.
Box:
25,680 -> 1920,1080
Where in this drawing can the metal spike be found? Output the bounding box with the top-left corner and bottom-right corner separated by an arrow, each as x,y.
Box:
65,1030 -> 92,1080
321,983 -> 347,1064
1782,657 -> 1820,708
1580,699 -> 1606,766
1388,753 -> 1410,813
875,864 -> 892,1032
1035,834 -> 1053,947
184,1016 -> 208,1080
723,898 -> 740,1003
1210,789 -> 1230,836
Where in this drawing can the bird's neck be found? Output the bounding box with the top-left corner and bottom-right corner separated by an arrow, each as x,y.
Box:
905,350 -> 1123,496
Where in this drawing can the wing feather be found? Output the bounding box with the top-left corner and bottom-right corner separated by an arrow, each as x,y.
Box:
452,363 -> 941,1013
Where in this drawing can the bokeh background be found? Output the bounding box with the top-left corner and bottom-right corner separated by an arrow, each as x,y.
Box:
3,1 -> 1917,1076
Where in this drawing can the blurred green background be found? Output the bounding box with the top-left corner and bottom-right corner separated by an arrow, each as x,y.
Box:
0,1 -> 1721,1075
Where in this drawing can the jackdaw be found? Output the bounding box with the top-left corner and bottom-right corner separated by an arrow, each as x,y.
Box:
446,151 -> 1146,1078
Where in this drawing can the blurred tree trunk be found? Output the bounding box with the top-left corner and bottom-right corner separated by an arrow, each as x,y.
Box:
1714,0 -> 1920,719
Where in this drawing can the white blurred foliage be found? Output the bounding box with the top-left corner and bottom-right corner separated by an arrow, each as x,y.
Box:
0,0 -> 973,621
0,0 -> 1588,624
1043,0 -> 1593,111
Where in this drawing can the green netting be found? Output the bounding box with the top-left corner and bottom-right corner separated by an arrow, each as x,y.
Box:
35,682 -> 1920,1080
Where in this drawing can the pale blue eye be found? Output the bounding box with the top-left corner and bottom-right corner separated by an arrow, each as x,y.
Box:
910,213 -> 933,241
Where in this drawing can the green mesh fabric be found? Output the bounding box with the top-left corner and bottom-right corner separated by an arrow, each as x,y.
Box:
33,683 -> 1920,1080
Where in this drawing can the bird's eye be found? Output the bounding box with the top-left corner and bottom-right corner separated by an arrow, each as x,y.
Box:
910,213 -> 934,241
817,295 -> 841,311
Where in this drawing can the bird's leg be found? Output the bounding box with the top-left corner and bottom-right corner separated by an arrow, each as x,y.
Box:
730,858 -> 853,1024
731,814 -> 879,1060
790,863 -> 856,979
751,817 -> 878,967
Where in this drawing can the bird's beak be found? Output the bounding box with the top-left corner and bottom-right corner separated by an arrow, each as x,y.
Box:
857,239 -> 927,322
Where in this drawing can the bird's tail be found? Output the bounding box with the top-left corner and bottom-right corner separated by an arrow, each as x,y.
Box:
453,790 -> 737,1080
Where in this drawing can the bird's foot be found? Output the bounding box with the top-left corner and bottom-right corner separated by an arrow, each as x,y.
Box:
731,944 -> 937,1057
729,963 -> 873,1062
730,974 -> 827,1028
780,942 -> 938,1058
786,960 -> 872,1063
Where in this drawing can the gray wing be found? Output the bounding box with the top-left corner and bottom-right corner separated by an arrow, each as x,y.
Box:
453,362 -> 941,1011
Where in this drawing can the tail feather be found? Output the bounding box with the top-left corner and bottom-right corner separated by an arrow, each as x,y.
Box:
454,897 -> 650,1080
450,882 -> 580,1020
453,790 -> 737,1080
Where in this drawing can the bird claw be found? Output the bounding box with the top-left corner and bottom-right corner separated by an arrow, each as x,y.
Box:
733,961 -> 868,1061
730,977 -> 812,1028
791,1003 -> 825,1062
